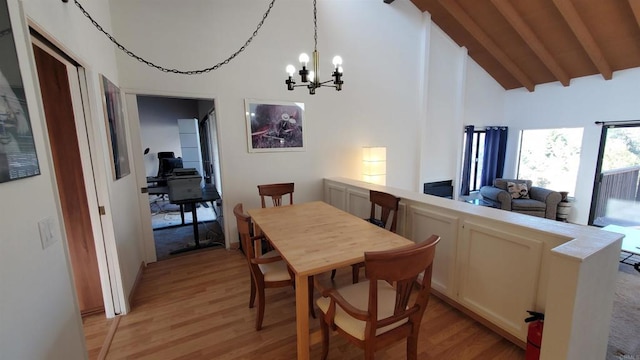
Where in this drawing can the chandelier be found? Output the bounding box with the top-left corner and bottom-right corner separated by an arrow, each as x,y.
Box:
285,0 -> 343,94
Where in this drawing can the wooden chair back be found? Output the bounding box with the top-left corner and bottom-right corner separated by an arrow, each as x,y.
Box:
233,203 -> 299,330
365,234 -> 439,315
363,235 -> 440,351
257,182 -> 294,208
368,190 -> 400,233
233,203 -> 258,270
317,235 -> 440,359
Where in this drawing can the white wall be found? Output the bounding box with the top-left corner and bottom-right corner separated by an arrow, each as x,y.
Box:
1,0 -> 123,358
421,24 -> 467,187
463,57 -> 507,128
137,96 -> 202,176
420,23 -> 506,196
504,67 -> 640,224
110,0 -> 509,242
110,0 -> 427,241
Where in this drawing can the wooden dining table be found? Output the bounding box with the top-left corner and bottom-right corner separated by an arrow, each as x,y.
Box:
247,201 -> 414,360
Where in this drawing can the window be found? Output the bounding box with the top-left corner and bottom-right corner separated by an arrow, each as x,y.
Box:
517,128 -> 583,196
462,129 -> 486,192
590,124 -> 640,227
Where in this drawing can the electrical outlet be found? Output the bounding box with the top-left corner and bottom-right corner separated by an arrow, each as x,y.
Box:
38,217 -> 58,249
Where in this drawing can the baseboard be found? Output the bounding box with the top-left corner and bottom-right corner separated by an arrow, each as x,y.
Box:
81,306 -> 105,318
431,288 -> 526,350
128,261 -> 146,309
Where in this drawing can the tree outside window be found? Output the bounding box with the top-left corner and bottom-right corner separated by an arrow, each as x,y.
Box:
517,128 -> 583,196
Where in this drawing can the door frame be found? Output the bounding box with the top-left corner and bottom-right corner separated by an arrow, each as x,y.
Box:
123,88 -> 224,263
28,27 -> 123,317
588,122 -> 640,226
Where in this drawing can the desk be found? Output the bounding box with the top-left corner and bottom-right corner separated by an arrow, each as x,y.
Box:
247,201 -> 413,360
151,184 -> 221,254
602,224 -> 640,272
148,186 -> 187,225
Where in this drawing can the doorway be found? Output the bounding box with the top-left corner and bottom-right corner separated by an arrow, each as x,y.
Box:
134,95 -> 224,261
590,123 -> 640,227
30,34 -> 117,316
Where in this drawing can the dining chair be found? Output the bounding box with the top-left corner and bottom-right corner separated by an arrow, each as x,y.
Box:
332,190 -> 401,283
233,203 -> 314,330
257,182 -> 294,208
316,235 -> 440,360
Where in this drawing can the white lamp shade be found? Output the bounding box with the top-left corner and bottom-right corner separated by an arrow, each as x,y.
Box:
362,147 -> 386,185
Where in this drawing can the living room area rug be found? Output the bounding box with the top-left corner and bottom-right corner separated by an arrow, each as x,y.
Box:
607,261 -> 640,359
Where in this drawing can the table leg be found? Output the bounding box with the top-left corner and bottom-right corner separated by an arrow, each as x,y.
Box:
192,204 -> 199,247
180,205 -> 185,225
295,273 -> 310,360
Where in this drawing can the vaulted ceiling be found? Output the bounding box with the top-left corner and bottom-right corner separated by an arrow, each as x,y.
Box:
409,0 -> 640,91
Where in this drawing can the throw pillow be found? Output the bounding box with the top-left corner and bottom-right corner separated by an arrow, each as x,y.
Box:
507,182 -> 530,199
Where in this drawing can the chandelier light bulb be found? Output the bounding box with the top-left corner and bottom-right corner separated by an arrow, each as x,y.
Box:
309,70 -> 315,82
332,55 -> 343,67
299,53 -> 310,66
337,66 -> 343,74
286,64 -> 296,76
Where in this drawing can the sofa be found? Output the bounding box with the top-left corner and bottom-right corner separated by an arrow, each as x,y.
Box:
479,178 -> 562,220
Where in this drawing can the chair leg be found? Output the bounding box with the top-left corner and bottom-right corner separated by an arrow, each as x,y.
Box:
308,276 -> 316,319
255,287 -> 265,331
407,334 -> 418,360
249,275 -> 256,308
352,264 -> 360,284
319,315 -> 330,360
330,269 -> 337,280
364,343 -> 375,360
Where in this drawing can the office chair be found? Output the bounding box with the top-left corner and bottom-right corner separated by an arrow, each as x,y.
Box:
156,151 -> 176,178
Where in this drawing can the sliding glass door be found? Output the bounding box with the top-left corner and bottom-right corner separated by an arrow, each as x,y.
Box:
590,124 -> 640,227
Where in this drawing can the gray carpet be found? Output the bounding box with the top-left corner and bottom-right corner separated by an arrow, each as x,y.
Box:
607,261 -> 640,359
150,197 -> 225,261
153,219 -> 225,260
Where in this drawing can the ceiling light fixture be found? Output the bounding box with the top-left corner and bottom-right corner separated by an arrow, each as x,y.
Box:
285,0 -> 343,95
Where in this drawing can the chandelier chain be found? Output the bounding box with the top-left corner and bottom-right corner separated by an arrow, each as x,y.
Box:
72,0 -> 276,75
313,0 -> 318,51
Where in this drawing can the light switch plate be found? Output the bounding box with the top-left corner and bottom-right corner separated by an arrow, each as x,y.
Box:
38,217 -> 58,249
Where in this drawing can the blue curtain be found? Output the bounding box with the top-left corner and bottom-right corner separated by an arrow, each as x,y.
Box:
460,125 -> 474,196
480,126 -> 508,187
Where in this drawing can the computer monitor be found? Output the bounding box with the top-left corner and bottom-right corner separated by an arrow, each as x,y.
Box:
159,157 -> 183,178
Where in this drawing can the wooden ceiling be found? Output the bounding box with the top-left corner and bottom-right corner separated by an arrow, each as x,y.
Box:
408,0 -> 640,91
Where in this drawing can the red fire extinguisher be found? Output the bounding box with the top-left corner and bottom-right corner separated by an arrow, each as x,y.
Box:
525,310 -> 545,360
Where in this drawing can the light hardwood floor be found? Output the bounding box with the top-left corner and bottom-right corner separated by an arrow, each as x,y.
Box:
84,248 -> 525,359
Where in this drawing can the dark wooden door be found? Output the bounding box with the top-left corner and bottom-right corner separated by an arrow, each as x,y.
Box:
33,43 -> 104,315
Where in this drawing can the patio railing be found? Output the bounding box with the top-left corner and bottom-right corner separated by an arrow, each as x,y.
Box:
594,166 -> 640,223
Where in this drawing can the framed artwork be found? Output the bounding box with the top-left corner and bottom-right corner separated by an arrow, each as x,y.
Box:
100,75 -> 130,179
244,99 -> 305,152
0,0 -> 40,183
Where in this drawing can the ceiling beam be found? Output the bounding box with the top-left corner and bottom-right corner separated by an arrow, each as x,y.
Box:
551,0 -> 613,80
629,0 -> 640,29
438,0 -> 535,91
491,0 -> 570,86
